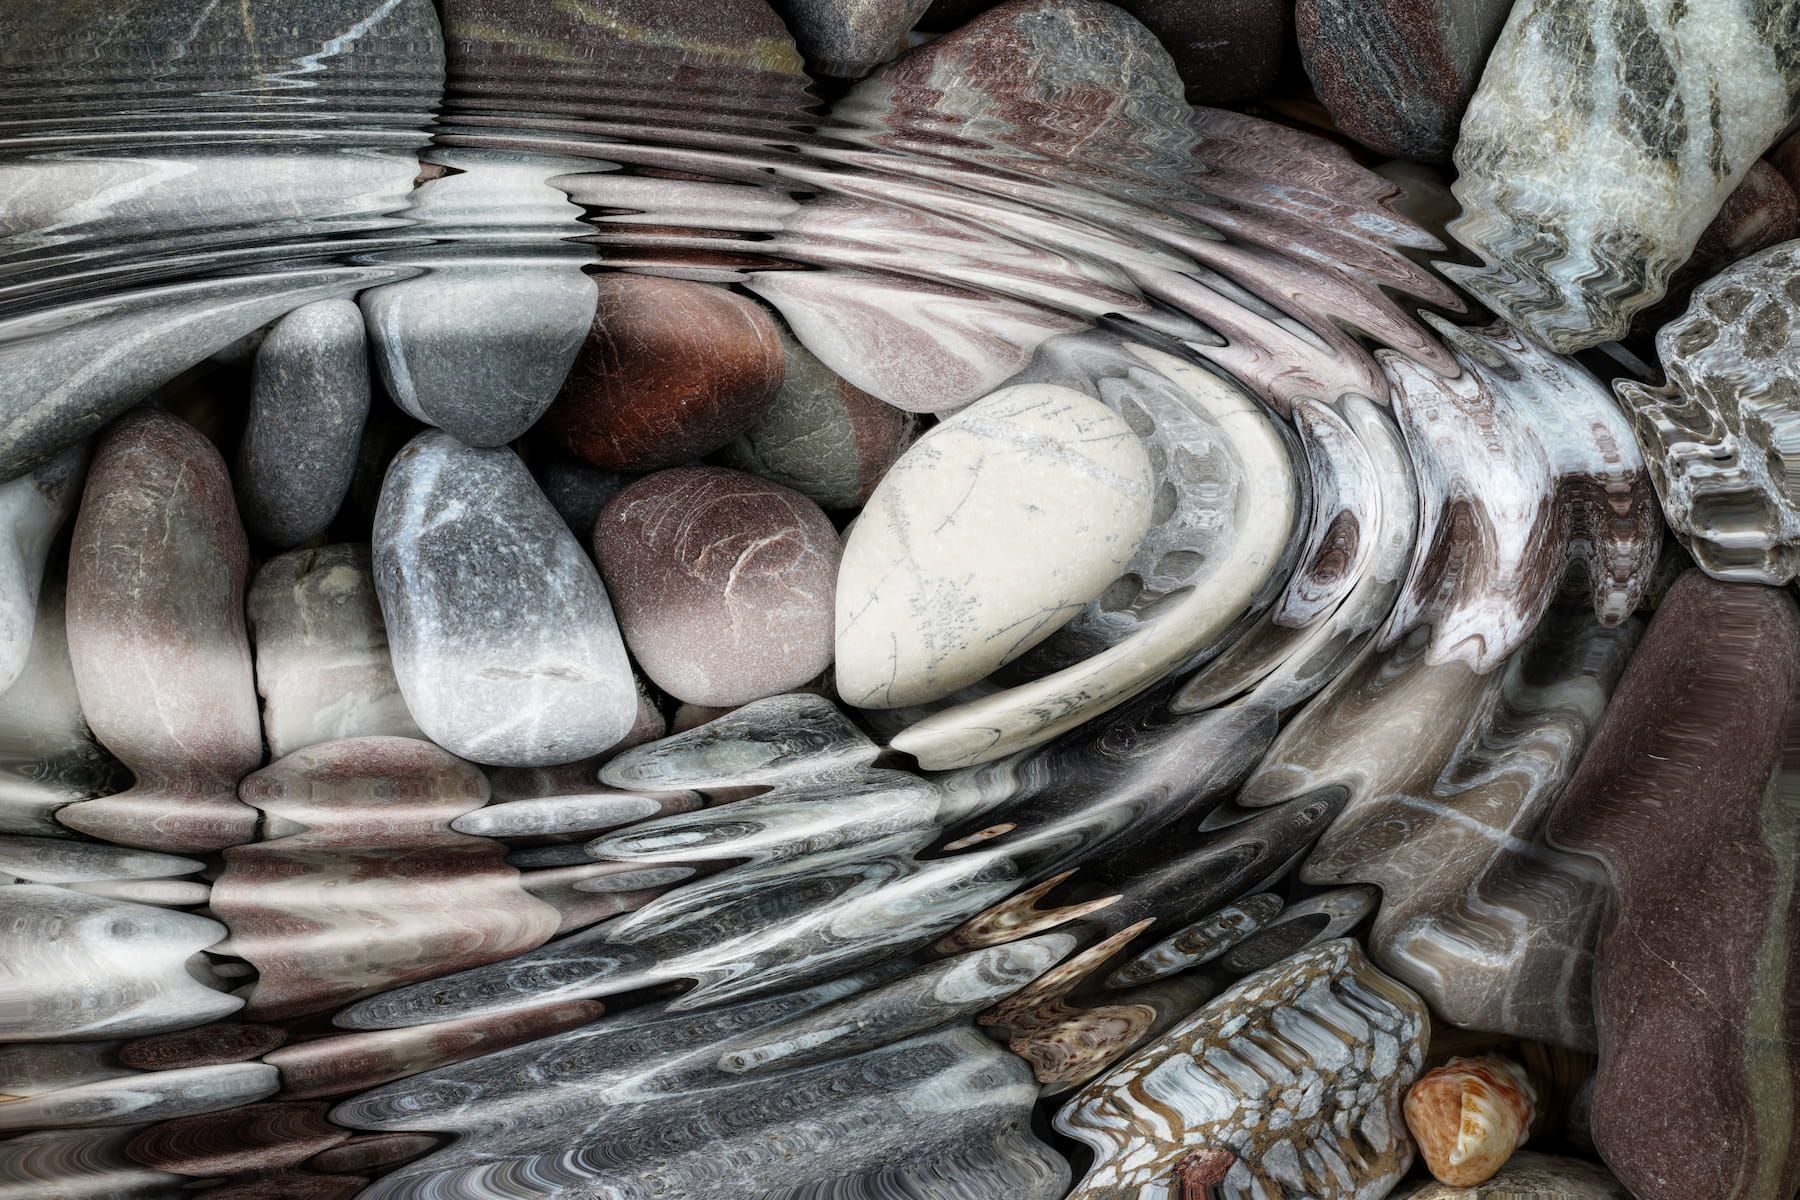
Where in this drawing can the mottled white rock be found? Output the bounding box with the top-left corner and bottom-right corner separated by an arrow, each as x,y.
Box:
373,431 -> 637,767
1447,0 -> 1800,351
248,544 -> 425,758
0,445 -> 84,693
836,385 -> 1153,709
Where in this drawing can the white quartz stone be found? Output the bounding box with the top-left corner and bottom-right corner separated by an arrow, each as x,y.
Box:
835,384 -> 1154,710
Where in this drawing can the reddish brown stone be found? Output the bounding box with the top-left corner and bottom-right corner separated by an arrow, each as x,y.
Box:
1548,572 -> 1800,1200
541,276 -> 783,471
128,1101 -> 348,1176
594,467 -> 840,707
118,1024 -> 289,1071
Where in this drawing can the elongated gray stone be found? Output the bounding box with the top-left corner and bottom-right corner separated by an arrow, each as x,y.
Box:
235,299 -> 371,548
1447,0 -> 1800,351
0,445 -> 84,693
373,431 -> 636,766
0,836 -> 200,884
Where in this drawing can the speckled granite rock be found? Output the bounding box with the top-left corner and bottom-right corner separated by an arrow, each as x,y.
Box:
1120,0 -> 1289,103
0,445 -> 84,694
373,431 -> 637,767
248,544 -> 425,758
595,467 -> 840,707
1297,0 -> 1513,160
235,300 -> 371,548
543,275 -> 783,472
719,324 -> 917,509
1056,939 -> 1428,1200
1617,241 -> 1800,583
1448,0 -> 1800,351
1548,571 -> 1800,1200
59,410 -> 262,852
776,0 -> 931,76
836,384 -> 1153,709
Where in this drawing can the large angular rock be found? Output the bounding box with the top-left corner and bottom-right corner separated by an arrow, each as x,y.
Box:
1447,0 -> 1800,351
373,431 -> 637,766
1549,571 -> 1800,1200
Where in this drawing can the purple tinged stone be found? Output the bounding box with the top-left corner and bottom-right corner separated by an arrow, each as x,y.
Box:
594,466 -> 840,708
1297,0 -> 1514,161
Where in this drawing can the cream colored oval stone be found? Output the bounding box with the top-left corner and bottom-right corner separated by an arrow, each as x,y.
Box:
835,385 -> 1153,709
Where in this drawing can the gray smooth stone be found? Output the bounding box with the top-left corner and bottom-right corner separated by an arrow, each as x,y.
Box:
360,150 -> 599,448
373,431 -> 637,767
235,299 -> 372,547
0,445 -> 84,692
777,0 -> 933,76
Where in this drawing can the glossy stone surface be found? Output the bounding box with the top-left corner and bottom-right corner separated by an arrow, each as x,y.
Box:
718,324 -> 917,509
59,409 -> 262,851
1056,939 -> 1428,1200
543,275 -> 783,471
595,466 -> 840,706
211,737 -> 561,1020
373,431 -> 637,766
248,544 -> 425,758
235,299 -> 371,548
836,385 -> 1153,709
1447,0 -> 1800,351
1617,242 -> 1800,583
1548,571 -> 1800,1200
1406,1055 -> 1537,1187
336,971 -> 1070,1200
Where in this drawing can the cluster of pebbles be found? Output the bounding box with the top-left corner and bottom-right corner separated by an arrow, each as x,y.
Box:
2,1 -> 1799,1200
